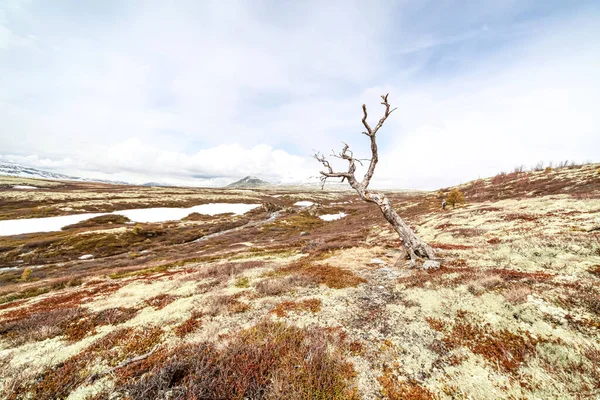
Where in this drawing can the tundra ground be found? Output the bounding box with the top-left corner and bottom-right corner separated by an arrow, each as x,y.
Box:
0,164 -> 599,399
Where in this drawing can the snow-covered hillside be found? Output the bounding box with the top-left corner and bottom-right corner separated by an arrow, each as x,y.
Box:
0,162 -> 127,185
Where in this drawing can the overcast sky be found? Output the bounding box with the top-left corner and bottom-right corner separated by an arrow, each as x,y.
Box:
1,0 -> 599,188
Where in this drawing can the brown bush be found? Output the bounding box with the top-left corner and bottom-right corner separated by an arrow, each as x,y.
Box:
589,265 -> 600,278
271,261 -> 366,289
10,325 -> 163,399
0,307 -> 85,345
63,307 -> 139,341
116,320 -> 358,400
491,172 -> 507,185
174,312 -> 203,338
467,274 -> 503,295
271,298 -> 322,317
504,213 -> 538,222
442,315 -> 541,373
145,294 -> 179,310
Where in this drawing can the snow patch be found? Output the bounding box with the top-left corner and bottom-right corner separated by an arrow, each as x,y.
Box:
294,201 -> 315,207
0,203 -> 260,236
319,212 -> 347,221
12,185 -> 37,190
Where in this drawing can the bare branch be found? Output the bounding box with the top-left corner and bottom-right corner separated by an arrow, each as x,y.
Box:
312,93 -> 436,263
313,151 -> 352,188
360,93 -> 397,189
361,104 -> 372,136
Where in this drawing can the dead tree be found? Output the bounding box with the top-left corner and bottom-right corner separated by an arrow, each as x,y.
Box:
314,94 -> 435,265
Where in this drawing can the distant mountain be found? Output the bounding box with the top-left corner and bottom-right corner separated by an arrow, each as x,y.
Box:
0,162 -> 127,185
226,176 -> 270,188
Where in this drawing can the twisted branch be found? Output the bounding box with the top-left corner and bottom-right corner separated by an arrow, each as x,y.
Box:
313,93 -> 396,191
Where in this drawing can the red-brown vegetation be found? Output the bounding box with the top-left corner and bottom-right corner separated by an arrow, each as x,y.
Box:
174,312 -> 203,338
145,293 -> 179,310
114,320 -> 358,400
504,213 -> 538,222
64,307 -> 138,341
271,298 -> 322,317
8,325 -> 163,399
271,261 -> 366,289
378,367 -> 438,399
441,313 -> 544,373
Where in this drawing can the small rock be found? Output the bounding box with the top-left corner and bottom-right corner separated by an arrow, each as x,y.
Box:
299,231 -> 309,236
422,260 -> 441,270
79,254 -> 94,260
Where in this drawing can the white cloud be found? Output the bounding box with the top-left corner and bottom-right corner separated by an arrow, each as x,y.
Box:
0,1 -> 598,189
1,142 -> 312,186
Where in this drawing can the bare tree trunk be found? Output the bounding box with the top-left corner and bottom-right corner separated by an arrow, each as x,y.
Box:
365,192 -> 435,260
314,94 -> 436,265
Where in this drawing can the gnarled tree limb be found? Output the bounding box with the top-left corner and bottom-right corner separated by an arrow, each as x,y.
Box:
314,94 -> 435,264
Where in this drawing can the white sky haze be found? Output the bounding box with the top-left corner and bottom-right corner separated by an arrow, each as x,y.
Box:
1,0 -> 599,188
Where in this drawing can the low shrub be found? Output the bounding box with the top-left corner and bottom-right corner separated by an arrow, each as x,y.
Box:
20,267 -> 32,281
270,261 -> 366,289
441,313 -> 541,374
378,372 -> 437,400
145,294 -> 179,310
491,172 -> 507,185
271,298 -> 322,317
235,277 -> 250,288
0,307 -> 85,346
116,320 -> 358,400
445,189 -> 465,208
174,312 -> 203,338
254,275 -> 312,296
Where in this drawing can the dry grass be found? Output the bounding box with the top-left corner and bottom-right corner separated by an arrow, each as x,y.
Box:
270,260 -> 366,289
206,294 -> 252,316
194,260 -> 266,280
502,284 -> 533,304
254,275 -> 313,296
271,298 -> 322,317
378,371 -> 438,400
0,276 -> 83,304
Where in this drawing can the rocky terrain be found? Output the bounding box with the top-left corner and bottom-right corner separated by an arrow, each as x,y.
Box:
0,163 -> 599,399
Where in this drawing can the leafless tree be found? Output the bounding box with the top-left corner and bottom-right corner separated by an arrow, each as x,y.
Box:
314,94 -> 435,265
